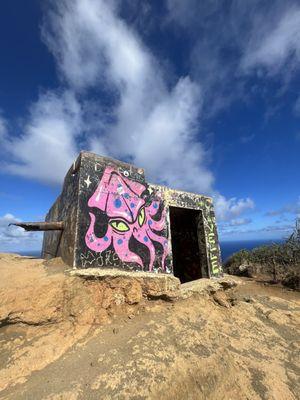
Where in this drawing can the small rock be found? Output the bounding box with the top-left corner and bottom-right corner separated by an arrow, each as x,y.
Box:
285,312 -> 292,317
238,264 -> 249,272
113,327 -> 119,334
229,298 -> 238,306
128,314 -> 134,319
219,280 -> 237,290
212,292 -> 231,308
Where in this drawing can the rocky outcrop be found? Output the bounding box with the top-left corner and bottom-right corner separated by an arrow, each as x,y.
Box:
0,255 -> 182,330
0,253 -> 299,400
225,259 -> 300,290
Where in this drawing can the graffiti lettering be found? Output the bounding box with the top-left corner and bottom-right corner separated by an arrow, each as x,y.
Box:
211,260 -> 219,274
201,199 -> 222,276
80,251 -> 104,268
104,250 -> 113,266
80,250 -> 124,268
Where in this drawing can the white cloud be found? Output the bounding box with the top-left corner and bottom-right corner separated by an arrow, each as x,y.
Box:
0,213 -> 20,227
2,91 -> 82,185
0,0 -> 253,223
214,195 -> 255,222
43,0 -> 156,91
241,7 -> 300,74
226,218 -> 252,227
0,213 -> 42,250
1,0 -> 212,193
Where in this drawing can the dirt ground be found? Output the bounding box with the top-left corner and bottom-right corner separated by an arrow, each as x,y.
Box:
0,253 -> 299,400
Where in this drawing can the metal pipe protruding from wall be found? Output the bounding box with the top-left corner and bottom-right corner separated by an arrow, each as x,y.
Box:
10,221 -> 64,231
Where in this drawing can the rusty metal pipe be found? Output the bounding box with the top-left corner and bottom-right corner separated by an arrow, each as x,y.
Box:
10,221 -> 64,231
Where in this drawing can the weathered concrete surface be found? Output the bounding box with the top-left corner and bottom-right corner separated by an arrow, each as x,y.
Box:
180,275 -> 238,299
0,254 -> 300,400
70,267 -> 181,301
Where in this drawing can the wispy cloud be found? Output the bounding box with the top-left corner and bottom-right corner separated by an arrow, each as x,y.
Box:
265,197 -> 300,217
241,7 -> 300,76
220,222 -> 294,239
0,0 -> 256,224
166,0 -> 300,113
222,218 -> 252,228
0,114 -> 7,139
219,217 -> 252,236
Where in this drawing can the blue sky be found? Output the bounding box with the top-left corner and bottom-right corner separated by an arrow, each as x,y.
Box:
0,0 -> 300,252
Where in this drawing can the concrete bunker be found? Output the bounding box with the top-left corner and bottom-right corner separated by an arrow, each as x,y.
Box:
14,151 -> 222,280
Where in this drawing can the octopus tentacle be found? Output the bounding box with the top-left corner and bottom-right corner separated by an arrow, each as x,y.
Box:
113,235 -> 144,267
146,203 -> 166,231
147,228 -> 169,270
133,228 -> 156,271
85,212 -> 112,252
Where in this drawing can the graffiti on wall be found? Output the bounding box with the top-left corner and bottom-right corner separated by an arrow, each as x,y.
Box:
201,198 -> 221,276
85,166 -> 169,271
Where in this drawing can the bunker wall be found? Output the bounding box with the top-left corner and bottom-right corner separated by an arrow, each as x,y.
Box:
42,157 -> 81,266
74,152 -> 171,273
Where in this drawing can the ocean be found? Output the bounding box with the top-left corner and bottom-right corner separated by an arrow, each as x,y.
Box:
17,239 -> 284,264
220,239 -> 283,262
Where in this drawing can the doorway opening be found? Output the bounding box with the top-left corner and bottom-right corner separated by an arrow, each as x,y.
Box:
169,207 -> 206,283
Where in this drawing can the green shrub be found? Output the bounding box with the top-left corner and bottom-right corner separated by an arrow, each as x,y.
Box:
224,219 -> 300,287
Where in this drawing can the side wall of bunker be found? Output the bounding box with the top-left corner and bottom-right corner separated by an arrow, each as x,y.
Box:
42,156 -> 81,266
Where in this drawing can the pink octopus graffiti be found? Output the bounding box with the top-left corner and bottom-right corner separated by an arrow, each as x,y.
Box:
85,167 -> 169,271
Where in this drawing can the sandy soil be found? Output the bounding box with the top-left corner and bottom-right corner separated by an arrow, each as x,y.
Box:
0,253 -> 299,400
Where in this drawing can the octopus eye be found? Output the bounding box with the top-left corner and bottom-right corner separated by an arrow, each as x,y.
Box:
109,219 -> 130,232
138,207 -> 145,227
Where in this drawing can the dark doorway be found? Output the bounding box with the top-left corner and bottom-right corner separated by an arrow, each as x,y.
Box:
169,207 -> 206,283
